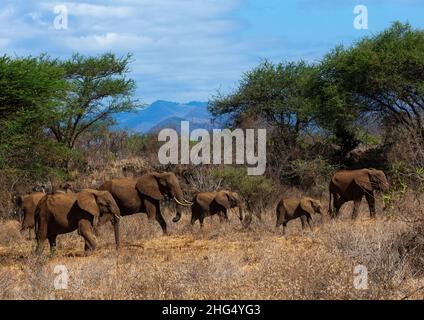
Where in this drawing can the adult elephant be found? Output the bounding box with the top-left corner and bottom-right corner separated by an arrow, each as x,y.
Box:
329,168 -> 389,219
35,189 -> 120,255
275,197 -> 322,235
190,190 -> 245,227
15,192 -> 45,236
99,172 -> 192,234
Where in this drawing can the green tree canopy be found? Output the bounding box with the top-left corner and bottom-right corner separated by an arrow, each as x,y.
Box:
316,22 -> 424,142
0,55 -> 68,178
0,55 -> 66,118
0,53 -> 138,179
49,53 -> 138,149
209,60 -> 317,146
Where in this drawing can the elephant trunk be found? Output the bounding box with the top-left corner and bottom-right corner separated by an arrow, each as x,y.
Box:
172,205 -> 183,223
113,218 -> 120,250
237,206 -> 244,222
21,213 -> 34,232
109,201 -> 121,249
171,187 -> 192,223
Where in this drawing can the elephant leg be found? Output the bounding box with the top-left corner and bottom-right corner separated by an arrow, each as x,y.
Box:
93,226 -> 101,237
307,216 -> 313,231
155,211 -> 168,236
351,198 -> 362,220
300,216 -> 307,231
365,192 -> 376,218
218,209 -> 229,223
48,235 -> 57,255
334,197 -> 345,218
282,222 -> 287,236
330,193 -> 338,218
199,216 -> 204,228
78,219 -> 96,253
35,220 -> 47,255
190,214 -> 197,225
223,209 -> 229,221
145,200 -> 167,235
276,210 -> 284,229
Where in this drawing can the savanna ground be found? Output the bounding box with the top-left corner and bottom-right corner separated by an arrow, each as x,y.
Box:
1,193 -> 424,300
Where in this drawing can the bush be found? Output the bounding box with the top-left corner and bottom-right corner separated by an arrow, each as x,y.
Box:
283,158 -> 336,195
212,167 -> 275,214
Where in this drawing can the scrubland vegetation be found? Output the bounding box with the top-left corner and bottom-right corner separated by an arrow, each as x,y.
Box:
1,22 -> 424,299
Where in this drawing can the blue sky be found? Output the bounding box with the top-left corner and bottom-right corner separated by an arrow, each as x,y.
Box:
0,0 -> 423,103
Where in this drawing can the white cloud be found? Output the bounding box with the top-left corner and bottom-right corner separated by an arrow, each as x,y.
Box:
40,2 -> 134,18
65,32 -> 153,50
0,0 -> 279,102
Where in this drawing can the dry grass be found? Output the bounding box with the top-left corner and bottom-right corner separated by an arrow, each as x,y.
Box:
2,195 -> 424,300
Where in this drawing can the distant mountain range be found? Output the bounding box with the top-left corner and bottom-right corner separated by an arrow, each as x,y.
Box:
114,100 -> 215,133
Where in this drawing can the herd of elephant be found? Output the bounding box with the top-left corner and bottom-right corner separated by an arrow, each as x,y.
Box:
14,168 -> 389,256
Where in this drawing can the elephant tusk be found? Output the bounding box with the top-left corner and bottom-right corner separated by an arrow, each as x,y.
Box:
174,197 -> 191,206
183,198 -> 193,205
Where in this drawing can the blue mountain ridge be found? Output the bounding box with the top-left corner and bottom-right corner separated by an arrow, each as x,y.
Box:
114,100 -> 214,133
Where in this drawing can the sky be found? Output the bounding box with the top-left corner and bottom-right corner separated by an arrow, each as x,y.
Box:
0,0 -> 423,104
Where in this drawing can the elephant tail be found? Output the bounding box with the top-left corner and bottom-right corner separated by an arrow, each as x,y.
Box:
34,202 -> 41,241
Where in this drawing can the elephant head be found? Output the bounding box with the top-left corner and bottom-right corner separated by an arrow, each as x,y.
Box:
215,190 -> 245,222
19,192 -> 45,232
354,169 -> 389,192
367,168 -> 389,192
135,172 -> 192,223
77,189 -> 121,248
300,197 -> 323,222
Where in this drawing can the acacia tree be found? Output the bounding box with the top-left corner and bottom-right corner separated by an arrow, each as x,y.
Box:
49,53 -> 138,149
0,55 -> 65,118
0,56 -> 68,178
209,60 -> 317,146
318,22 -> 424,143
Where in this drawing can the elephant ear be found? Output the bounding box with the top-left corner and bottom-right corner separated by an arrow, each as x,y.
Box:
215,191 -> 231,209
300,198 -> 314,215
354,172 -> 373,192
136,173 -> 164,200
77,190 -> 100,217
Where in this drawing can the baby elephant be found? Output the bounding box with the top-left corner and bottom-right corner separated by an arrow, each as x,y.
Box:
275,197 -> 322,235
191,190 -> 244,227
35,189 -> 121,255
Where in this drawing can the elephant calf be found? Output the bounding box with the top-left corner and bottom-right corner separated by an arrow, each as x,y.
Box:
191,190 -> 245,227
34,189 -> 121,255
275,197 -> 322,235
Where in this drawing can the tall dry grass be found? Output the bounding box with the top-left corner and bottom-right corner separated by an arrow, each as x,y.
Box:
1,192 -> 424,300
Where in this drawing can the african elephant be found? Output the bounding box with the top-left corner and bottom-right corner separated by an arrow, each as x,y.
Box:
329,168 -> 389,219
34,189 -> 120,255
99,172 -> 192,234
15,192 -> 45,237
190,190 -> 245,227
275,197 -> 322,235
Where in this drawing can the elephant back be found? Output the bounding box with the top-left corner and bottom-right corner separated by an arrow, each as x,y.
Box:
282,198 -> 301,213
45,192 -> 78,216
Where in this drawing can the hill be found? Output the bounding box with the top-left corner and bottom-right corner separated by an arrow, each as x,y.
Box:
114,100 -> 213,133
